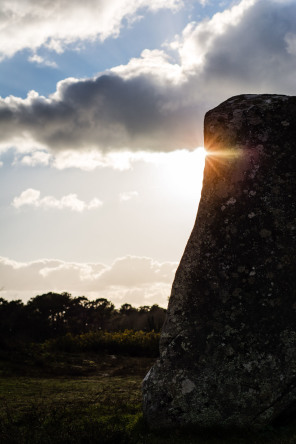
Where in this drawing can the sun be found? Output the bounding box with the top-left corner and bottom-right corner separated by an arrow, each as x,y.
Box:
161,147 -> 206,200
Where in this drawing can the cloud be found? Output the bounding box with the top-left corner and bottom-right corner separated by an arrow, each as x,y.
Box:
20,150 -> 51,167
28,54 -> 57,68
0,0 -> 183,60
96,256 -> 176,287
187,0 -> 296,94
0,62 -> 200,154
12,188 -> 103,212
1,0 -> 296,159
0,256 -> 105,292
14,148 -> 138,171
119,191 -> 139,202
12,188 -> 40,208
0,255 -> 177,306
52,149 -> 138,171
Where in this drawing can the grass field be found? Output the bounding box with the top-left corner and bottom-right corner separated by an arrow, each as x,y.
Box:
1,348 -> 296,443
0,375 -> 143,444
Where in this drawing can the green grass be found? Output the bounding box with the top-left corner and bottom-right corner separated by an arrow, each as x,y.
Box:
1,350 -> 296,443
0,375 -> 143,444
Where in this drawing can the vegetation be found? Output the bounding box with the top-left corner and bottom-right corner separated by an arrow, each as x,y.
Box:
0,292 -> 166,348
45,329 -> 160,356
2,292 -> 296,442
0,292 -> 163,442
0,366 -> 144,444
1,351 -> 296,444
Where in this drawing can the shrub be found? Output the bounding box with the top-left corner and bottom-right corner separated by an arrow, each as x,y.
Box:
45,329 -> 160,357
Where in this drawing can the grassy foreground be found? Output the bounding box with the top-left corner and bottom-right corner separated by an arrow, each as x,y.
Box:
0,375 -> 143,444
1,349 -> 296,443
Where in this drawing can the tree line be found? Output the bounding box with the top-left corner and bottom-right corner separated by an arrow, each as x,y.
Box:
0,292 -> 166,347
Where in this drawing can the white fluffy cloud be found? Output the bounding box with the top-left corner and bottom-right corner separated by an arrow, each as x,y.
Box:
12,188 -> 103,212
1,0 -> 296,158
0,255 -> 177,306
0,0 -> 183,60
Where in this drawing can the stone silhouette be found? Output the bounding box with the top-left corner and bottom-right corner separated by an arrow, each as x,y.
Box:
143,94 -> 296,429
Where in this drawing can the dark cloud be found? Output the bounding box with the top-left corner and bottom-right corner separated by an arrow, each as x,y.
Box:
202,0 -> 296,92
0,72 -> 204,152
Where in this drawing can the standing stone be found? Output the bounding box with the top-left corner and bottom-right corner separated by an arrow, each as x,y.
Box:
143,94 -> 296,429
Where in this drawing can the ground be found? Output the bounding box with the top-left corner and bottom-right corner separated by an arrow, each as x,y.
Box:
1,347 -> 296,443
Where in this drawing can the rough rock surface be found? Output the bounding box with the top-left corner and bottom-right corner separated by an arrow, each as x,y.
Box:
143,94 -> 296,429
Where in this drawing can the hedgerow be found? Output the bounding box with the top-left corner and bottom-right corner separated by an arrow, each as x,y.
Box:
44,329 -> 160,356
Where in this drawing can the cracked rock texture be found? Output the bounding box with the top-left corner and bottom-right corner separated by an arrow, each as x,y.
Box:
142,94 -> 296,429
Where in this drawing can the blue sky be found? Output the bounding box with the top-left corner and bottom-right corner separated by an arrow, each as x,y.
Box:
0,1 -> 229,98
0,0 -> 296,306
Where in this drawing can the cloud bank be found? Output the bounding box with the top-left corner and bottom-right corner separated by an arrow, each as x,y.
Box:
0,255 -> 177,307
1,0 -> 296,163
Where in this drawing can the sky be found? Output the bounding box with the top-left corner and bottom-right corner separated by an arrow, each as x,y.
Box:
1,0 -> 296,307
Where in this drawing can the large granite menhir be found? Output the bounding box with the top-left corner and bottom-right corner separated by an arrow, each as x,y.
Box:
143,94 -> 296,429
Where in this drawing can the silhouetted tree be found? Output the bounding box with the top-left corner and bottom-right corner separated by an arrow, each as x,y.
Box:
26,292 -> 72,340
147,304 -> 166,331
65,296 -> 89,334
0,293 -> 167,347
87,298 -> 115,330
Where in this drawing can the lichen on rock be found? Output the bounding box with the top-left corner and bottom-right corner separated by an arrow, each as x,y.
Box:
142,94 -> 296,429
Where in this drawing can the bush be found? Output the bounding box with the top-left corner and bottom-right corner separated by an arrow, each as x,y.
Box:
45,330 -> 160,357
